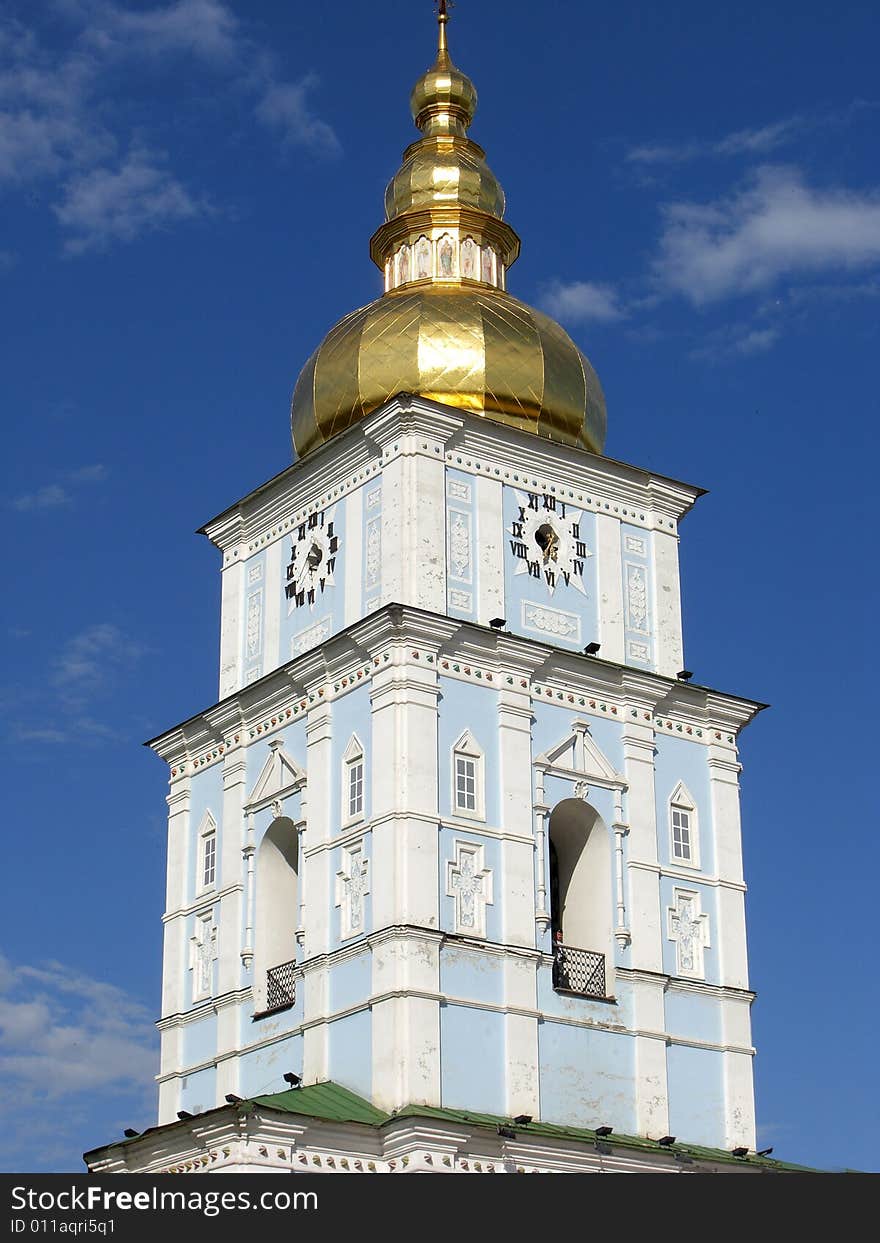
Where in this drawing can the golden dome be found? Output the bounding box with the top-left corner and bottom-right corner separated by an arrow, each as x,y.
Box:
289,5 -> 607,460
291,285 -> 606,458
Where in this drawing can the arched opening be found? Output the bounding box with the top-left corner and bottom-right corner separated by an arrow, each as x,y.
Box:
548,798 -> 613,997
254,816 -> 298,1013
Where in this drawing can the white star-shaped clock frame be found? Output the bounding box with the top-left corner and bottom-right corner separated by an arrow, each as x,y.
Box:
506,488 -> 592,597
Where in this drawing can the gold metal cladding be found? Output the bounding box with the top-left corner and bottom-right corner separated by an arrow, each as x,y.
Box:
290,286 -> 607,459
384,136 -> 504,220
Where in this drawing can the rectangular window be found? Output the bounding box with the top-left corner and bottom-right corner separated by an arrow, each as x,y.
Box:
455,755 -> 477,812
348,760 -> 364,818
203,833 -> 216,887
671,807 -> 691,861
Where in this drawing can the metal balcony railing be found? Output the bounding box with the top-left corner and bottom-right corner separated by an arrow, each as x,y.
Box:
552,943 -> 606,999
266,960 -> 296,1011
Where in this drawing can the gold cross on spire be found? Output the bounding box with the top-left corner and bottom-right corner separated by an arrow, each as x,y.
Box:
434,0 -> 453,55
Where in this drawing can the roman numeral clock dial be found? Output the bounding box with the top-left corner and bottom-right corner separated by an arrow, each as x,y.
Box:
285,506 -> 340,610
507,489 -> 591,596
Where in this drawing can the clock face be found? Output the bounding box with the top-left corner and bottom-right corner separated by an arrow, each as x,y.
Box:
285,506 -> 339,610
507,488 -> 591,596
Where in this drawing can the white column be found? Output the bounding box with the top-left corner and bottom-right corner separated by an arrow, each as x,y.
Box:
219,556 -> 244,698
652,528 -> 684,678
596,513 -> 624,662
498,682 -> 536,948
476,474 -> 504,626
263,539 -> 282,674
301,700 -> 333,1087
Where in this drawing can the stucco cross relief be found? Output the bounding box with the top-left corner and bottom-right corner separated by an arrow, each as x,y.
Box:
189,916 -> 217,998
336,842 -> 370,939
446,841 -> 493,938
667,890 -> 710,979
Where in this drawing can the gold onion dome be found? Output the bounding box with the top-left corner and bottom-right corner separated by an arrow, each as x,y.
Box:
291,6 -> 607,459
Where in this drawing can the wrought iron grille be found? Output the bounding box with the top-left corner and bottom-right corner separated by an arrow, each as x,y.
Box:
552,943 -> 606,998
266,960 -> 296,1011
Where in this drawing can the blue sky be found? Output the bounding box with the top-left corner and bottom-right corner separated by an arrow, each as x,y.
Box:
1,0 -> 877,1173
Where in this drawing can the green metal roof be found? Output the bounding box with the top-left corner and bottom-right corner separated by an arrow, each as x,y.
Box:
88,1081 -> 822,1172
252,1081 -> 388,1127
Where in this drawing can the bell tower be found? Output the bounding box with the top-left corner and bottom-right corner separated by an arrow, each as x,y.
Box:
86,8 -> 770,1176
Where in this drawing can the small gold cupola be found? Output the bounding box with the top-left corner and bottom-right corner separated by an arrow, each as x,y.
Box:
291,5 -> 607,460
372,1 -> 519,289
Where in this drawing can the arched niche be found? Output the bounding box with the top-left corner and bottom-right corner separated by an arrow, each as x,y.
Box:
254,816 -> 299,1012
548,798 -> 613,991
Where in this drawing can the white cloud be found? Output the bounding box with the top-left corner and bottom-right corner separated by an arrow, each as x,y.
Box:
68,462 -> 108,483
54,147 -> 206,254
690,323 -> 781,362
653,165 -> 880,305
0,953 -> 156,1100
540,280 -> 625,323
12,484 -> 71,511
11,464 -> 108,511
52,623 -> 147,698
0,4 -> 336,254
628,118 -> 805,166
80,0 -> 240,64
256,76 -> 341,156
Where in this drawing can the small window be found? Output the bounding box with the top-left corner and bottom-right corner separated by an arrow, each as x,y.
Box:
451,731 -> 485,820
671,807 -> 691,861
202,832 -> 217,887
455,754 -> 476,811
197,810 -> 218,891
668,783 -> 699,869
342,734 -> 366,827
348,758 -> 364,819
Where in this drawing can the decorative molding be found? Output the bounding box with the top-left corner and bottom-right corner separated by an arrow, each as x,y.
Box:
625,563 -> 648,634
521,601 -> 581,642
446,839 -> 493,937
189,912 -> 217,1001
448,508 -> 473,582
245,739 -> 306,811
449,588 -> 473,611
668,888 -> 710,980
292,617 -> 331,657
245,589 -> 263,660
336,838 -> 370,940
446,478 -> 472,503
365,517 -> 381,590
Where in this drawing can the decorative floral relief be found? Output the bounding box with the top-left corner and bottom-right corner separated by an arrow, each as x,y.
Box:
246,590 -> 263,659
628,640 -> 650,662
523,603 -> 581,641
247,563 -> 263,585
626,564 -> 648,633
449,589 -> 472,611
449,510 -> 471,581
366,487 -> 382,509
365,518 -> 381,589
294,617 -> 331,656
625,535 -> 647,557
446,479 -> 471,502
